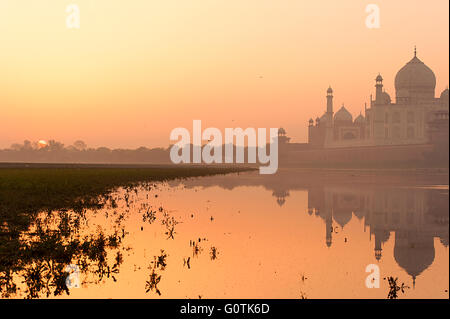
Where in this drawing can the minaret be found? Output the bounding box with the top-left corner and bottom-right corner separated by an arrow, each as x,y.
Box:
325,86 -> 334,146
326,212 -> 333,248
308,118 -> 314,144
375,74 -> 383,104
374,231 -> 382,261
373,74 -> 385,143
327,86 -> 333,114
325,190 -> 333,247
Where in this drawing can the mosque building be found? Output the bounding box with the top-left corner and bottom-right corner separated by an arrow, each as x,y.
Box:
307,49 -> 449,149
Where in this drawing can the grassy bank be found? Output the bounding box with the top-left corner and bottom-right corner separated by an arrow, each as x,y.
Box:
0,165 -> 259,298
0,165 -> 253,218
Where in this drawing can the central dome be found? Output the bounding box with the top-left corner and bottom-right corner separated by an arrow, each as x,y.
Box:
394,240 -> 435,278
334,105 -> 352,122
395,52 -> 436,100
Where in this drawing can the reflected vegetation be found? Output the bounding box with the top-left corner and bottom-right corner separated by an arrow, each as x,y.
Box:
0,166 -> 249,298
0,180 -> 196,298
0,204 -> 125,298
0,168 -> 448,299
385,276 -> 410,299
145,250 -> 168,296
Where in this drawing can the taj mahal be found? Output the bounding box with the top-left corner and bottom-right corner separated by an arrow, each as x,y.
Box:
307,48 -> 449,149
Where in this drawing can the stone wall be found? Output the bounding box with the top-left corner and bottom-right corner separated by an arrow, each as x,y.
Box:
281,143 -> 440,167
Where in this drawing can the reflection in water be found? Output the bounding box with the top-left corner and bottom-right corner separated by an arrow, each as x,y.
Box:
0,205 -> 126,298
1,169 -> 448,299
308,185 -> 448,287
169,169 -> 449,297
145,250 -> 168,295
386,276 -> 410,299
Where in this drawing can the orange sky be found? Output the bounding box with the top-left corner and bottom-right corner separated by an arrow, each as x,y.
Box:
0,0 -> 448,149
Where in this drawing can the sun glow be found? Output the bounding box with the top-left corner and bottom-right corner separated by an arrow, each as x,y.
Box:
37,140 -> 48,148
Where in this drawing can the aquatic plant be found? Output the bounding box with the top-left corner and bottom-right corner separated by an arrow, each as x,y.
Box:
385,276 -> 409,299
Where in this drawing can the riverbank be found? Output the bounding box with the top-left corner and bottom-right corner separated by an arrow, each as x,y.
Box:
0,164 -> 254,217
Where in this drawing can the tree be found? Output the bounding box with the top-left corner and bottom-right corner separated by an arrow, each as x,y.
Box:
10,143 -> 22,151
22,140 -> 33,150
73,140 -> 87,151
46,140 -> 65,152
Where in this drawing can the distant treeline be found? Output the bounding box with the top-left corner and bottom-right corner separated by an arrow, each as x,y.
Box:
0,140 -> 266,164
0,140 -> 171,163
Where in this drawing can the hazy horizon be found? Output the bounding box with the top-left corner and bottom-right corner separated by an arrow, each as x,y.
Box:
1,0 -> 449,149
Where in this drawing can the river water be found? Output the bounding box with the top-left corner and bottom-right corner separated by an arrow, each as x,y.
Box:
8,168 -> 449,299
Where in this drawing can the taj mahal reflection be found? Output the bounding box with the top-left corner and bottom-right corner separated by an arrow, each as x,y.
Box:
308,185 -> 448,285
170,169 -> 449,285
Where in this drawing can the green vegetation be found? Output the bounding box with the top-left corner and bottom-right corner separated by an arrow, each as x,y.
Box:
0,165 -> 252,217
0,165 -> 253,298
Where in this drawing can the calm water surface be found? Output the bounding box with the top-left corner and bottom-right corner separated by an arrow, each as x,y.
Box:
7,169 -> 450,299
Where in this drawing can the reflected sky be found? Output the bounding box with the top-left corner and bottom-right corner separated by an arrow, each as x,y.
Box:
2,169 -> 448,299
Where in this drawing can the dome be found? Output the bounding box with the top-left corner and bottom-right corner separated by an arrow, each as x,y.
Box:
395,51 -> 436,99
440,236 -> 449,247
394,232 -> 435,278
327,86 -> 333,94
394,244 -> 435,278
353,209 -> 365,219
333,209 -> 352,227
334,105 -> 353,122
376,74 -> 383,82
440,88 -> 449,106
319,112 -> 327,123
355,114 -> 365,124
